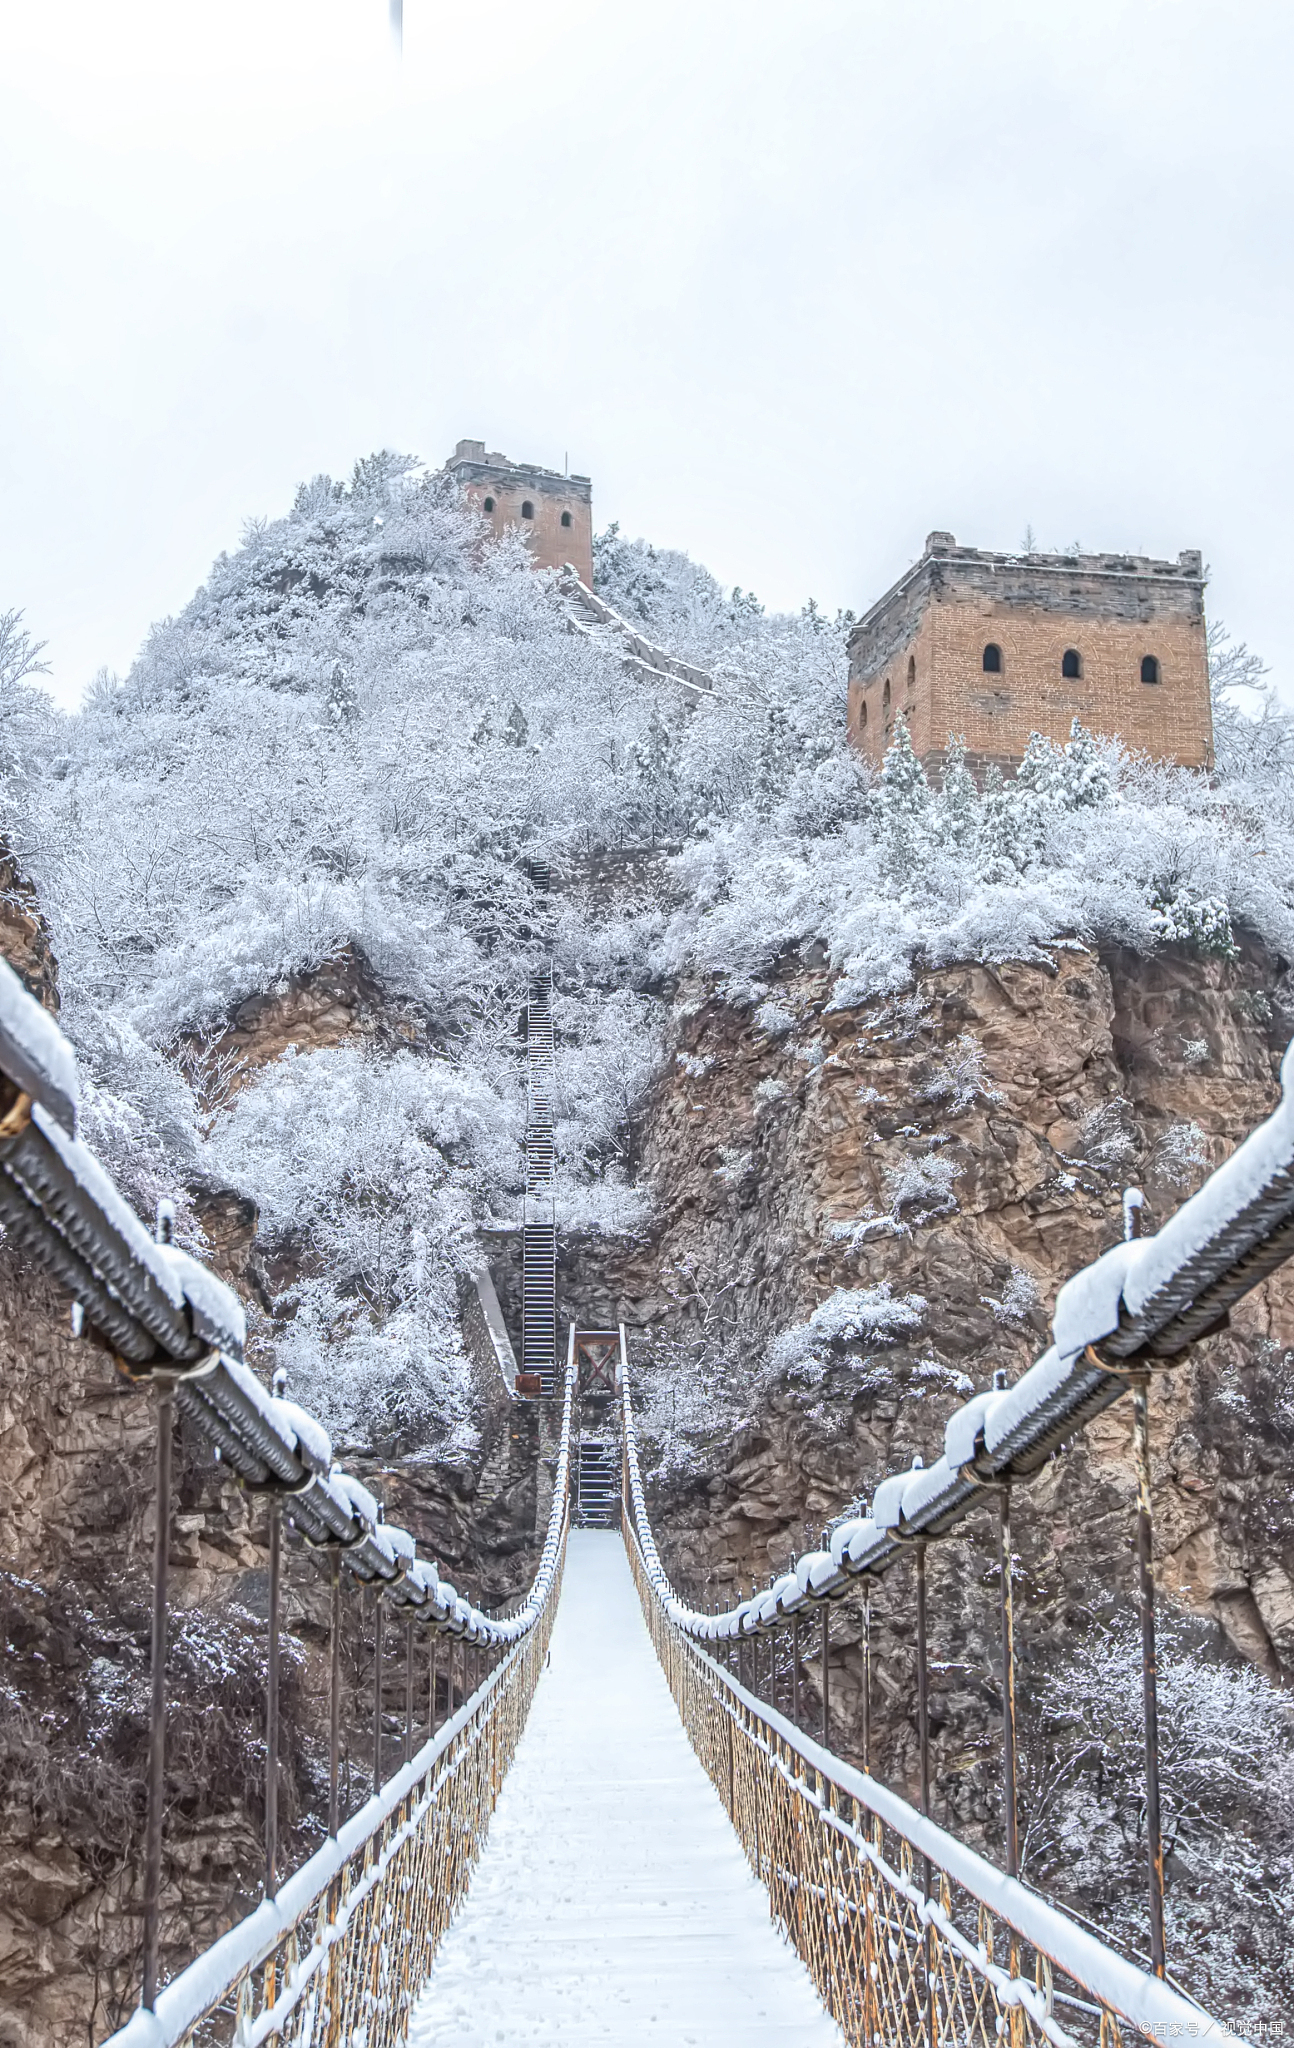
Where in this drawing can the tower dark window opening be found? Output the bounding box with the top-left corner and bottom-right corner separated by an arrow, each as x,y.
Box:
982,643 -> 1003,674
1141,654 -> 1161,684
483,496 -> 495,513
560,511 -> 572,528
882,679 -> 891,711
1062,648 -> 1081,679
907,655 -> 916,688
521,500 -> 535,520
859,701 -> 868,730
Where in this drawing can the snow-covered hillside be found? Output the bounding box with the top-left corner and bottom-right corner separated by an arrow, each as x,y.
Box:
0,453 -> 1289,1444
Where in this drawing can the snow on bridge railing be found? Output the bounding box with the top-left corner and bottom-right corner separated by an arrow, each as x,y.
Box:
0,953 -> 548,1638
624,1037 -> 1294,1641
0,956 -> 576,2035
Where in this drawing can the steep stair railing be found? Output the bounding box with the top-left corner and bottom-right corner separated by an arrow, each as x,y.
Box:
617,1044 -> 1294,2045
0,959 -> 576,2047
522,959 -> 558,1393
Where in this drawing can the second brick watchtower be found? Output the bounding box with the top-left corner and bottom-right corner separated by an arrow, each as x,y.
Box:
846,534 -> 1213,777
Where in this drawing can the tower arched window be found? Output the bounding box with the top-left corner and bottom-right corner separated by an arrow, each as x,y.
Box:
859,700 -> 869,730
521,500 -> 535,520
483,496 -> 495,513
560,510 -> 572,528
982,643 -> 1003,674
882,678 -> 891,712
1062,648 -> 1082,679
1141,654 -> 1161,684
907,655 -> 916,688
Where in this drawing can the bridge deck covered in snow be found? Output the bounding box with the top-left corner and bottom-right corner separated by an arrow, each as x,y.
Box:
408,1530 -> 844,2048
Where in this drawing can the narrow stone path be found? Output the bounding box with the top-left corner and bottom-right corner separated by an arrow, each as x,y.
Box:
407,1529 -> 844,2048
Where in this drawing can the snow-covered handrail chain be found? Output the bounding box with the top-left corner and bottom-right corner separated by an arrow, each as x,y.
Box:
0,959 -> 577,1653
622,1041 -> 1294,1643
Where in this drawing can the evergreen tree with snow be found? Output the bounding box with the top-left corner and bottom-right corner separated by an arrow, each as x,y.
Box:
932,735 -> 978,849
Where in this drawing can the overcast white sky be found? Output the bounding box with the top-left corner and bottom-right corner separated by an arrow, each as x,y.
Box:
2,0 -> 1291,706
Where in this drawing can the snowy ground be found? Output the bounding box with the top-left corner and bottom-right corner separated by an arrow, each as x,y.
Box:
407,1530 -> 845,2048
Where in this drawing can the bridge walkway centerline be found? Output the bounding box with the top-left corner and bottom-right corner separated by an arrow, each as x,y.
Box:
407,1529 -> 845,2048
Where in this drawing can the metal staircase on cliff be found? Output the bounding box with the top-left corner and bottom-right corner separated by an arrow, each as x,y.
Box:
574,1435 -> 619,1527
522,940 -> 558,1395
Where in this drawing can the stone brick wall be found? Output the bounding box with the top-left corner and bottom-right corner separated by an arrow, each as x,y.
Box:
846,535 -> 1213,776
446,440 -> 593,584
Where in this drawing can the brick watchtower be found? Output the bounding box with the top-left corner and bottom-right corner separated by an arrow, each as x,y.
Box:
445,439 -> 593,587
846,534 -> 1213,778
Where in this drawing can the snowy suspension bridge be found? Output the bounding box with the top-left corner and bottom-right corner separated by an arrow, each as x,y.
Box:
0,956 -> 1290,2044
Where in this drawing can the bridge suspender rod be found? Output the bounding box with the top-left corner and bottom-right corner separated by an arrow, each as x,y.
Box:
372,1593 -> 383,1797
328,1553 -> 341,1839
791,1615 -> 801,1727
265,1501 -> 282,1901
142,1375 -> 173,2012
405,1619 -> 414,1765
915,1539 -> 935,2044
1134,1374 -> 1167,1977
861,1586 -> 871,1774
1119,1189 -> 1168,1980
997,1486 -> 1019,1881
819,1605 -> 829,1747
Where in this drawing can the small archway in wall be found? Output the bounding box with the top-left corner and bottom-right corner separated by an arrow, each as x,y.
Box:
907,655 -> 916,689
983,643 -> 1003,674
859,700 -> 869,731
882,678 -> 891,712
1062,648 -> 1082,679
1141,654 -> 1162,684
560,511 -> 573,528
521,500 -> 535,520
483,496 -> 495,513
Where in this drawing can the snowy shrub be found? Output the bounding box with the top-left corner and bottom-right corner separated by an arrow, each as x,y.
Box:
676,1052 -> 713,1078
713,1146 -> 753,1185
1152,1119 -> 1210,1188
208,1043 -> 512,1443
912,1032 -> 1001,1114
1182,1037 -> 1210,1064
981,1265 -> 1042,1325
1077,1100 -> 1139,1177
753,999 -> 796,1037
1021,1615 -> 1294,2009
769,1283 -> 926,1380
753,1075 -> 787,1108
881,1151 -> 961,1224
